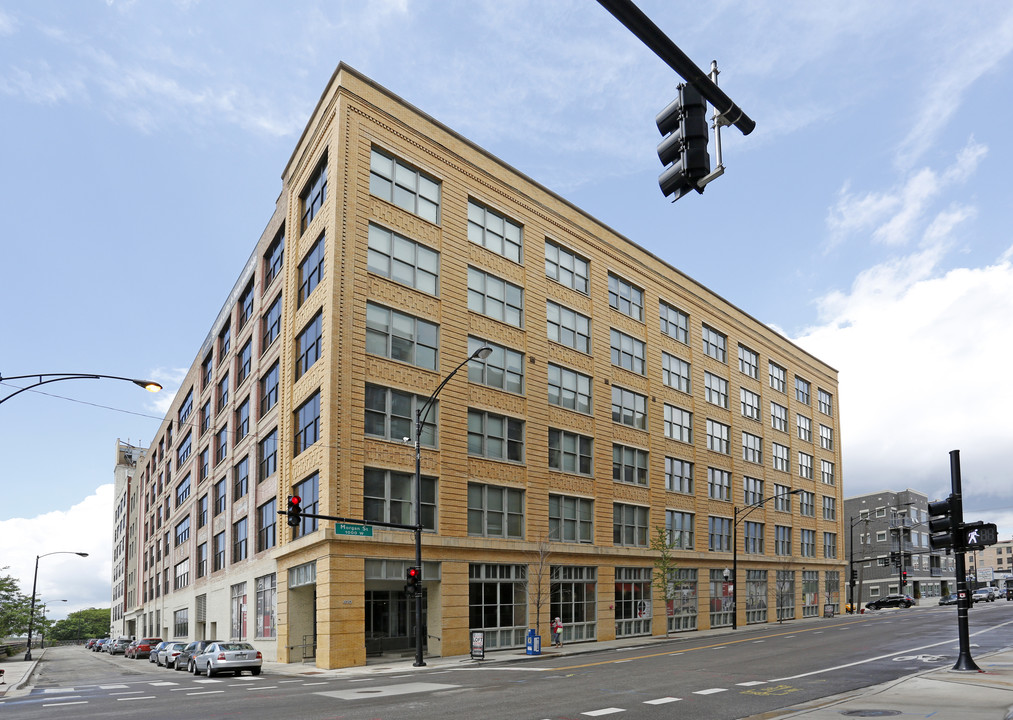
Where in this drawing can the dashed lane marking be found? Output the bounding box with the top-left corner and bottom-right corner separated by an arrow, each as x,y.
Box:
42,701 -> 87,707
582,708 -> 625,716
117,696 -> 157,701
644,697 -> 681,704
694,688 -> 728,695
99,684 -> 128,689
186,690 -> 225,696
737,681 -> 767,686
315,682 -> 459,700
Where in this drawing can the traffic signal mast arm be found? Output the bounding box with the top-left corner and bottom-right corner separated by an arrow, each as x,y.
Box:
277,507 -> 418,532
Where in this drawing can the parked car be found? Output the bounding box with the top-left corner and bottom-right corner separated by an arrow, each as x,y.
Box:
972,587 -> 999,603
866,594 -> 914,610
93,638 -> 110,652
191,642 -> 263,677
149,641 -> 170,664
108,637 -> 132,655
85,638 -> 97,649
157,642 -> 187,668
179,640 -> 221,673
938,593 -> 958,606
132,637 -> 162,660
124,640 -> 140,658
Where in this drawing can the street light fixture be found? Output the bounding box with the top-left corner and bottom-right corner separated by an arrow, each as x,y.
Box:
732,488 -> 803,630
25,552 -> 88,660
0,372 -> 162,406
411,345 -> 492,667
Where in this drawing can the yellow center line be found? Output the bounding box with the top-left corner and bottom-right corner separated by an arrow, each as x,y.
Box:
555,617 -> 873,670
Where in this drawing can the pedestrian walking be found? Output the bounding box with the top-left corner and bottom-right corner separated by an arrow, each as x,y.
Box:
551,616 -> 564,647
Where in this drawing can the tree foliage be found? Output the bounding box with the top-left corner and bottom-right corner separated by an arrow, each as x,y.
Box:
49,608 -> 111,642
0,567 -> 32,638
650,526 -> 680,637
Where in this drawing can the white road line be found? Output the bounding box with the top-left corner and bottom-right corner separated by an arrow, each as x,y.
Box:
42,701 -> 87,707
187,690 -> 225,696
247,686 -> 277,690
301,682 -> 328,686
99,684 -> 128,689
117,696 -> 157,701
737,681 -> 767,686
278,679 -> 303,683
148,681 -> 177,686
753,640 -> 765,643
710,646 -> 727,650
109,690 -> 143,695
42,688 -> 77,693
694,688 -> 728,695
644,697 -> 681,704
582,708 -> 625,716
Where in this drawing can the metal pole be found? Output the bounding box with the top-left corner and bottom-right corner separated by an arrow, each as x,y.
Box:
413,408 -> 425,668
950,449 -> 980,672
24,555 -> 39,661
732,508 -> 738,630
849,518 -> 855,612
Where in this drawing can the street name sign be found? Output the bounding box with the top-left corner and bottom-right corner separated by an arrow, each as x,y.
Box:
335,522 -> 373,537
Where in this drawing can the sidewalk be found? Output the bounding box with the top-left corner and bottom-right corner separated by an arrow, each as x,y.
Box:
0,647 -> 45,698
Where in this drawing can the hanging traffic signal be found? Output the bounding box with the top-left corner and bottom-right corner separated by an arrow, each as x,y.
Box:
928,495 -> 962,551
656,83 -> 711,201
902,571 -> 908,587
406,566 -> 420,596
286,495 -> 302,527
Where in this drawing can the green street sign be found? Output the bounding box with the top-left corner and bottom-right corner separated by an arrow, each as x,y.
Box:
335,522 -> 373,537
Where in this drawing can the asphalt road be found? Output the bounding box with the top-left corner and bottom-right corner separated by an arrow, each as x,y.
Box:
4,601 -> 1011,720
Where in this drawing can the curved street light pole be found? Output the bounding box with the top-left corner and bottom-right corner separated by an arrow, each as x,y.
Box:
0,372 -> 162,406
26,552 -> 88,660
732,488 -> 803,630
411,346 -> 491,667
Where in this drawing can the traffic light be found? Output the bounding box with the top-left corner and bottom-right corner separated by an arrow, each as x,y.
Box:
902,571 -> 908,587
961,521 -> 999,550
850,569 -> 858,583
405,566 -> 420,596
928,494 -> 961,551
656,83 -> 711,200
889,551 -> 899,566
286,495 -> 302,527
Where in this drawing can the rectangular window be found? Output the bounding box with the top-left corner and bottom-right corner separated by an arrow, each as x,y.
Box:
741,433 -> 761,467
818,389 -> 833,415
706,419 -> 730,454
662,352 -> 690,393
820,425 -> 834,450
174,608 -> 188,638
548,494 -> 593,543
174,515 -> 190,546
255,574 -> 277,639
664,404 -> 693,443
369,147 -> 440,224
772,443 -> 789,472
197,494 -> 208,528
294,391 -> 320,456
769,362 -> 786,393
260,362 -> 279,417
611,386 -> 647,430
367,222 -> 440,295
799,491 -> 815,517
175,473 -> 191,507
797,414 -> 812,442
741,388 -> 760,420
201,352 -> 213,390
235,398 -> 250,441
365,302 -> 439,370
608,273 -> 644,321
547,363 -> 592,414
800,529 -> 815,557
799,452 -> 813,479
468,337 -> 523,394
821,460 -> 835,485
666,510 -> 694,550
823,496 -> 837,521
214,478 -> 227,516
298,235 -> 325,306
295,311 -> 323,380
704,372 -> 728,408
233,456 -> 249,499
773,484 -> 792,512
613,503 -> 649,547
665,457 -> 693,493
738,344 -> 758,378
795,376 -> 811,405
659,301 -> 689,343
178,388 -> 194,426
237,340 -> 252,386
823,532 -> 838,559
232,517 -> 248,562
219,322 -> 231,362
257,499 -> 277,552
467,409 -> 524,462
775,526 -> 792,555
213,531 -> 226,571
547,300 -> 591,353
215,425 -> 228,465
771,402 -> 788,432
544,239 -> 589,294
610,328 -> 646,374
262,295 -> 282,350
613,444 -> 648,486
364,384 -> 436,446
217,373 -> 229,414
467,483 -> 524,538
743,476 -> 763,506
708,516 -> 732,552
300,152 -> 327,232
258,428 -> 278,482
548,428 -> 593,475
237,281 -> 255,332
707,467 -> 731,501
293,472 -> 320,538
744,521 -> 764,554
702,324 -> 727,362
263,230 -> 284,289
196,542 -> 208,578
363,468 -> 437,530
200,400 -> 212,435
468,267 -> 524,327
468,199 -> 522,263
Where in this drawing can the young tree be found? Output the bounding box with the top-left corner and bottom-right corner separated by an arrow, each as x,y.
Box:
524,536 -> 552,638
650,526 -> 680,637
0,566 -> 32,638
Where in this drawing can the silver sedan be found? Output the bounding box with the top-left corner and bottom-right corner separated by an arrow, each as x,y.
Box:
192,642 -> 263,677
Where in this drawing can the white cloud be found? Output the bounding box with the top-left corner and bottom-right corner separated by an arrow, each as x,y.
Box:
0,485 -> 115,623
147,367 -> 188,416
0,9 -> 16,36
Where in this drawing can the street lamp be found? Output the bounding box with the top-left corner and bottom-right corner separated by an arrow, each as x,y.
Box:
39,600 -> 67,648
732,488 -> 803,629
411,345 -> 492,667
847,515 -> 870,612
25,552 -> 88,660
0,372 -> 162,406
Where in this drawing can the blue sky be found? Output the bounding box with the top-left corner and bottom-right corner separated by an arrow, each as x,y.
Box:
2,0 -> 1012,618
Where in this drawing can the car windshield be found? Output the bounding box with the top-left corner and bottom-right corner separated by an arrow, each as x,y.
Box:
218,643 -> 254,651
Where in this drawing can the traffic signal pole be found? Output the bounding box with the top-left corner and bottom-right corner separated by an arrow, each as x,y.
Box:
948,450 -> 980,672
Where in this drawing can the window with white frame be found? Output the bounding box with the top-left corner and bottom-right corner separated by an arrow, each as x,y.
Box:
821,460 -> 835,485
708,516 -> 732,551
818,389 -> 833,415
799,491 -> 815,517
798,452 -> 813,479
743,476 -> 763,505
468,483 -> 524,538
702,324 -> 727,362
545,239 -> 589,294
773,484 -> 793,512
664,404 -> 693,443
467,410 -> 524,462
367,223 -> 440,295
795,376 -> 811,405
772,442 -> 789,472
823,496 -> 837,520
743,432 -> 763,464
611,386 -> 647,430
741,388 -> 760,420
769,362 -> 786,393
707,467 -> 731,501
744,522 -> 764,554
468,199 -> 522,263
800,529 -> 815,557
659,301 -> 689,343
365,302 -> 439,370
608,273 -> 644,321
547,363 -> 592,414
771,402 -> 788,432
665,457 -> 693,493
797,414 -> 811,442
662,352 -> 691,393
547,300 -> 591,353
468,337 -> 524,394
468,267 -> 523,327
369,147 -> 440,223
738,344 -> 758,379
666,510 -> 694,550
820,424 -> 833,450
775,526 -> 792,555
823,532 -> 837,558
704,372 -> 728,408
613,444 -> 648,486
610,328 -> 646,374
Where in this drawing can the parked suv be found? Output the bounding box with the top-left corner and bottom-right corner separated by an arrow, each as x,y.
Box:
132,637 -> 163,660
108,637 -> 132,655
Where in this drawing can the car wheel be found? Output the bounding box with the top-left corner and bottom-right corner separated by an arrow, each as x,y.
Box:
191,661 -> 199,676
251,668 -> 261,676
205,662 -> 215,678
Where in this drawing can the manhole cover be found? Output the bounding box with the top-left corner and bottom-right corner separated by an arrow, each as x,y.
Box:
839,712 -> 902,717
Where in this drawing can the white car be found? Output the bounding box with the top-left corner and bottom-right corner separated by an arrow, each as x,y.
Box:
192,641 -> 263,677
972,586 -> 999,602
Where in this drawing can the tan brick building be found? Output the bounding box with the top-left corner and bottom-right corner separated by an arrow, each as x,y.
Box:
125,63 -> 845,670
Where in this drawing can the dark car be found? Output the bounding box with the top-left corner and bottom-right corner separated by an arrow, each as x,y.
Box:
178,640 -> 222,673
93,638 -> 110,652
866,594 -> 914,610
108,637 -> 132,655
938,593 -> 958,606
149,641 -> 170,663
131,637 -> 163,660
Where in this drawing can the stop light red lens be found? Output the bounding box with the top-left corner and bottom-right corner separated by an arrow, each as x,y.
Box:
290,496 -> 301,505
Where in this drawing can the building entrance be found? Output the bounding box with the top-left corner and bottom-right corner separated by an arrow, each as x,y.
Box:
365,589 -> 427,656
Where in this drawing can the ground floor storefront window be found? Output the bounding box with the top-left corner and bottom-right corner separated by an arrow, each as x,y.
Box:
470,563 -> 527,649
551,565 -> 596,643
776,570 -> 795,620
824,571 -> 840,614
615,566 -> 652,637
709,569 -> 733,627
668,568 -> 697,632
802,570 -> 819,618
745,570 -> 768,624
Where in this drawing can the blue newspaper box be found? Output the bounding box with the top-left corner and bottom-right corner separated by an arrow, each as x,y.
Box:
525,628 -> 541,655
